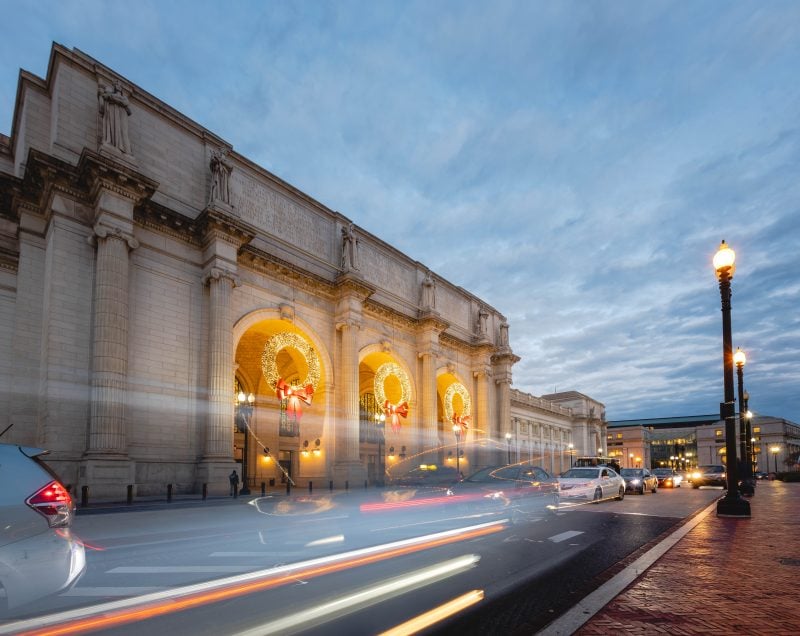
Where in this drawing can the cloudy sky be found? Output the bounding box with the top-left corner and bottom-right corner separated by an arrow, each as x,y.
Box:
2,1 -> 798,422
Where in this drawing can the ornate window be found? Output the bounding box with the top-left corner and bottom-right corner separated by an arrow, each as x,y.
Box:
359,392 -> 384,444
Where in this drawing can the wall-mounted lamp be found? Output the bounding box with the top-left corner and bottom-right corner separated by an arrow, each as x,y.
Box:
388,446 -> 395,459
262,447 -> 271,463
313,439 -> 321,455
301,440 -> 310,457
400,445 -> 407,459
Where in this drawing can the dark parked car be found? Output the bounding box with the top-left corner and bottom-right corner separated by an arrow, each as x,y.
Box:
0,444 -> 85,613
445,463 -> 560,521
691,465 -> 727,488
652,468 -> 683,488
388,465 -> 462,488
620,468 -> 658,494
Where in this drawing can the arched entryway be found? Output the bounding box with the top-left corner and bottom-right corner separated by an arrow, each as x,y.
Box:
233,314 -> 330,492
359,351 -> 413,485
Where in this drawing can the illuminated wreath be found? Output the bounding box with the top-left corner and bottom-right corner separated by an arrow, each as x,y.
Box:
443,382 -> 471,422
261,332 -> 321,390
374,362 -> 411,406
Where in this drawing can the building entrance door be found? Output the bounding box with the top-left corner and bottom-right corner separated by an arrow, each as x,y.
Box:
278,450 -> 293,484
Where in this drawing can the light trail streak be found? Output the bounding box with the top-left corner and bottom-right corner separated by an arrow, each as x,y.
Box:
232,555 -> 480,635
378,589 -> 485,635
2,520 -> 506,636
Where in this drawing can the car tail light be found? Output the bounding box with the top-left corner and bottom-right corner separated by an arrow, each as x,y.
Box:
26,480 -> 74,528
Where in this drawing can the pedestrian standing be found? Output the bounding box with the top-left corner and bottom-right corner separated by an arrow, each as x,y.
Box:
229,469 -> 240,497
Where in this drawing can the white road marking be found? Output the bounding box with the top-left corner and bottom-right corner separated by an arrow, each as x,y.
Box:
209,551 -> 307,557
107,566 -> 256,573
61,587 -> 164,597
548,530 -> 584,543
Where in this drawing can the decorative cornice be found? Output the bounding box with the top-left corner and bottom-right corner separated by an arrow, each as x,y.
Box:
197,206 -> 255,248
362,299 -> 418,331
134,199 -> 201,245
202,266 -> 240,288
335,272 -> 376,300
239,245 -> 337,301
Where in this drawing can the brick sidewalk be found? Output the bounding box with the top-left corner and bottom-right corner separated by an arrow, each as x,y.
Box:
576,480 -> 800,635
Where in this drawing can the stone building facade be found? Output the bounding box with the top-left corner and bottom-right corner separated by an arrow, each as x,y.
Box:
0,44 -> 605,499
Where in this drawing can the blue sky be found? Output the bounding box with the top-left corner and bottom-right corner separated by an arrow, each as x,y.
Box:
2,1 -> 799,422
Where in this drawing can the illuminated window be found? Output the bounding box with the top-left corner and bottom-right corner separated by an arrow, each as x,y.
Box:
616,433 -> 623,439
715,430 -> 722,437
753,427 -> 761,433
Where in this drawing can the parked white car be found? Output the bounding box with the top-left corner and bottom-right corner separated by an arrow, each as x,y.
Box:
558,466 -> 626,503
0,443 -> 86,613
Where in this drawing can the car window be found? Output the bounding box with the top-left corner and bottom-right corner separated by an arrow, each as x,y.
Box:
560,468 -> 598,479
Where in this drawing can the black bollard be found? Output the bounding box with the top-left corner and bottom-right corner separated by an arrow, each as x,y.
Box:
127,484 -> 134,505
329,480 -> 333,492
81,485 -> 89,508
261,482 -> 266,496
345,480 -> 349,491
202,483 -> 208,500
308,481 -> 313,494
167,483 -> 173,502
364,480 -> 368,490
286,481 -> 291,495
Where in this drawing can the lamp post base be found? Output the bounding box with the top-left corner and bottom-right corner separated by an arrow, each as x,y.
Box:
716,495 -> 751,518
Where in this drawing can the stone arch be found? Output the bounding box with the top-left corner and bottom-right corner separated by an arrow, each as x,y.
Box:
232,308 -> 333,487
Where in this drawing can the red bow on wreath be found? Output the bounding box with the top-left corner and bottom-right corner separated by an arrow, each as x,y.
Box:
276,378 -> 314,420
452,413 -> 470,435
382,400 -> 409,433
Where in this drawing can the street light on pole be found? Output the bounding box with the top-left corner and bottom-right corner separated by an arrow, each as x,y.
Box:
453,424 -> 462,478
734,348 -> 754,495
771,445 -> 780,474
236,391 -> 255,495
713,240 -> 750,517
505,432 -> 512,465
568,443 -> 574,467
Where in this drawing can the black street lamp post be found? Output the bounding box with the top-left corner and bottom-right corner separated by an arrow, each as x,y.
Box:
713,241 -> 750,517
453,424 -> 462,477
734,348 -> 754,495
236,391 -> 255,495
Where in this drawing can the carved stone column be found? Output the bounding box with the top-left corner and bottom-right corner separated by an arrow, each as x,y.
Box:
86,223 -> 138,456
473,365 -> 491,467
416,313 -> 448,455
203,267 -> 239,458
195,207 -> 253,493
332,274 -> 374,486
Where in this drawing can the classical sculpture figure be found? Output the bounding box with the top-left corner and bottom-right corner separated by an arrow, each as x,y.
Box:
209,148 -> 233,206
341,222 -> 359,272
421,270 -> 436,310
478,306 -> 489,337
98,81 -> 132,154
499,321 -> 509,346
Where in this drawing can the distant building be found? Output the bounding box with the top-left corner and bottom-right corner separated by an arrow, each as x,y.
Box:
607,414 -> 800,473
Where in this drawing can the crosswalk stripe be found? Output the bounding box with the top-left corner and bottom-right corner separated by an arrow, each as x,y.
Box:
548,530 -> 584,543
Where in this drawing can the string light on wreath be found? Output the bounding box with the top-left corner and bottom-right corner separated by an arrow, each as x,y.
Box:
444,382 -> 471,423
374,362 -> 411,433
261,332 -> 321,391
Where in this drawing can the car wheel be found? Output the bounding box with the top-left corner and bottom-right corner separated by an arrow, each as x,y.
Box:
692,483 -> 699,489
592,487 -> 602,503
616,486 -> 625,501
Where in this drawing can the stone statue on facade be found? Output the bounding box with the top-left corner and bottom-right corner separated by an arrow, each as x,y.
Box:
341,222 -> 359,272
209,148 -> 233,206
478,306 -> 489,337
421,270 -> 436,310
98,81 -> 132,155
499,321 -> 509,347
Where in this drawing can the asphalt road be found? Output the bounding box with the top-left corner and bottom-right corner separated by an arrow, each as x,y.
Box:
0,485 -> 723,635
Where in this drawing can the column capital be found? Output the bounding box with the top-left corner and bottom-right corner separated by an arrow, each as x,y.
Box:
89,222 -> 139,250
202,266 -> 241,288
